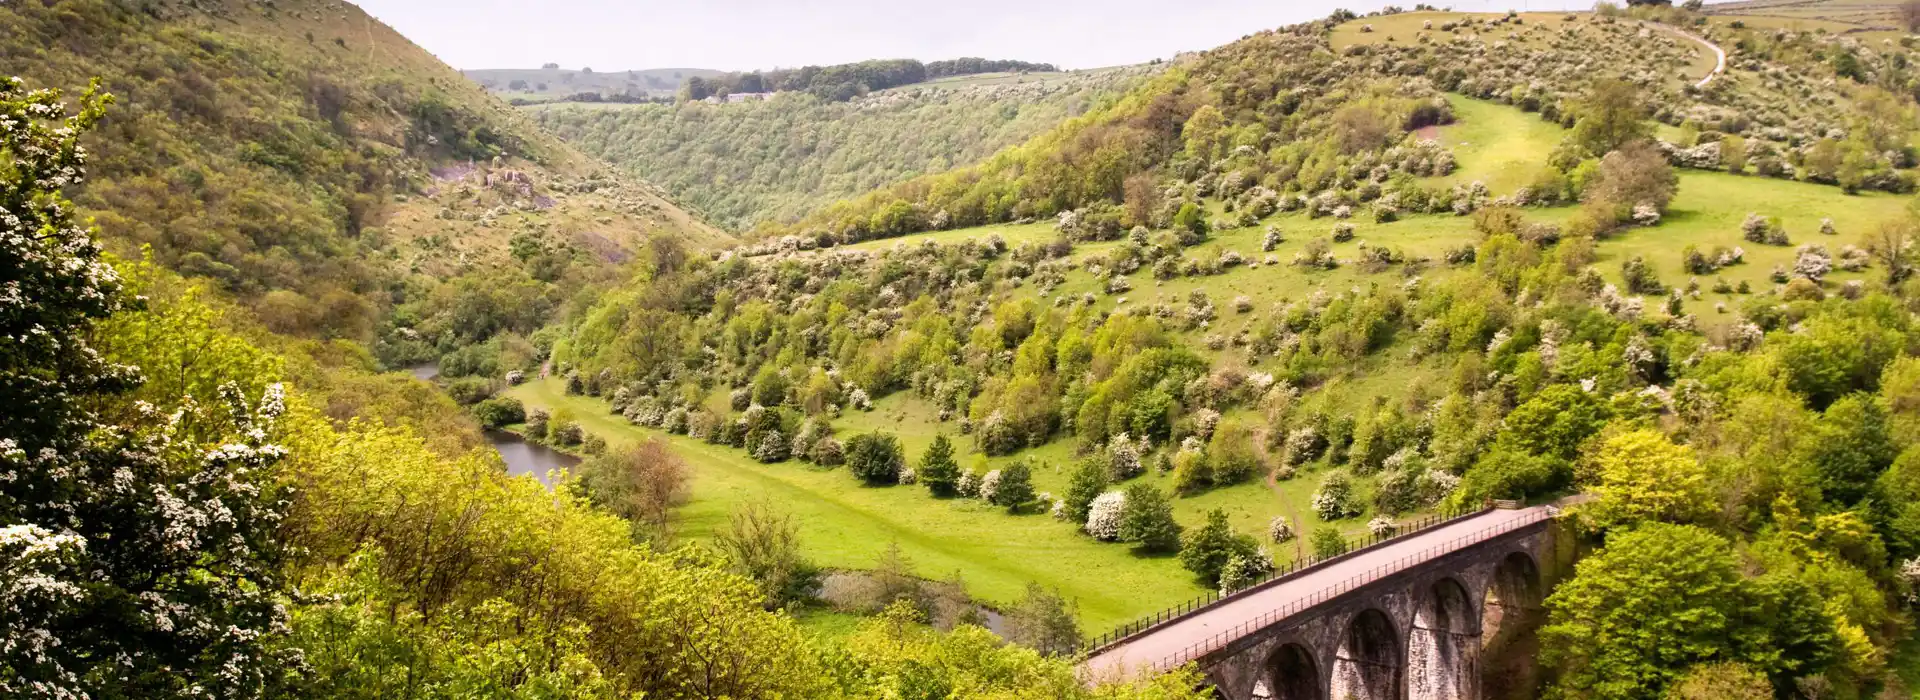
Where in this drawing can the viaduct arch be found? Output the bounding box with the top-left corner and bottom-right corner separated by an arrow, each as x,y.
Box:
1081,505 -> 1566,700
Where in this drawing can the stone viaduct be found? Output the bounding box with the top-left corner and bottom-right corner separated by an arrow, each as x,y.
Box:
1081,504 -> 1575,700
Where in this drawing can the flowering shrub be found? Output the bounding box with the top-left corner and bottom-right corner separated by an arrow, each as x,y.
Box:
978,469 -> 1004,503
1837,245 -> 1871,272
1793,245 -> 1833,281
1269,516 -> 1295,543
1312,471 -> 1363,520
1085,491 -> 1127,541
754,429 -> 789,462
1284,426 -> 1325,465
1367,516 -> 1397,538
1218,551 -> 1276,594
1416,469 -> 1461,506
1108,434 -> 1143,480
810,437 -> 845,466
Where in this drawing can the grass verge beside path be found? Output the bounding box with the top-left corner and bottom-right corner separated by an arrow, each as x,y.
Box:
508,377 -> 1210,633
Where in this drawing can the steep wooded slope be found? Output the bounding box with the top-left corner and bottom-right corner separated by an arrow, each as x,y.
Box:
532,66 -> 1156,229
0,0 -> 722,346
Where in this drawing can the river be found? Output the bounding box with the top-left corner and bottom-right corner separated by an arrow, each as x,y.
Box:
484,428 -> 580,487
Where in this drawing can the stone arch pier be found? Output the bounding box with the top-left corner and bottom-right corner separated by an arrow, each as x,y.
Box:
1081,505 -> 1566,700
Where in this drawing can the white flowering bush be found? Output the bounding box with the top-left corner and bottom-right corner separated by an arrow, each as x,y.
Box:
957,469 -> 981,498
1284,426 -> 1325,465
1368,516 -> 1398,538
1837,245 -> 1871,272
1416,469 -> 1461,506
0,82 -> 298,696
897,467 -> 917,485
1085,491 -> 1127,541
978,469 -> 1004,503
1269,516 -> 1296,543
1312,471 -> 1363,520
848,387 -> 873,411
754,429 -> 789,462
1108,434 -> 1143,480
661,407 -> 689,434
1793,244 -> 1833,281
1192,409 -> 1222,440
1218,551 -> 1276,594
1630,203 -> 1661,226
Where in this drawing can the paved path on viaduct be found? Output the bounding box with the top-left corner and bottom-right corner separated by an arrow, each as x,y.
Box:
1081,504 -> 1557,683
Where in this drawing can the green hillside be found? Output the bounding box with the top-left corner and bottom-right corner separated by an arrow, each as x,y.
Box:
528,5 -> 1920,698
17,0 -> 1920,698
2,0 -> 724,363
531,65 -> 1155,229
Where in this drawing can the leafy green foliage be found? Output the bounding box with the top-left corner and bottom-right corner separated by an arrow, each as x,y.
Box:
1582,429 -> 1713,529
847,432 -> 906,485
1,77 -> 295,699
1178,509 -> 1262,586
1117,483 -> 1182,553
1310,528 -> 1349,559
1501,384 -> 1612,460
1064,458 -> 1112,524
714,502 -> 820,610
918,434 -> 961,497
571,440 -> 690,543
1003,583 -> 1083,657
1542,524 -> 1834,699
991,460 -> 1037,512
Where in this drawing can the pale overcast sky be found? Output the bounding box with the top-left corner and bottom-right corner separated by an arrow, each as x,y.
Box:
356,0 -> 1594,72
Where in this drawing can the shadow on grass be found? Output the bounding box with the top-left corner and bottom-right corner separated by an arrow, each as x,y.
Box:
1125,545 -> 1181,560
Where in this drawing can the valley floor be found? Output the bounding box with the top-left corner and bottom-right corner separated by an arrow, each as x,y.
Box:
507,377 -> 1376,632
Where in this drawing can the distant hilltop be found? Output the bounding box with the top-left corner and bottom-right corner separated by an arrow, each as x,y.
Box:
468,57 -> 1063,105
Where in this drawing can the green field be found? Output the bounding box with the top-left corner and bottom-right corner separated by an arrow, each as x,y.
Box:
1435,95 -> 1571,195
507,377 -> 1402,633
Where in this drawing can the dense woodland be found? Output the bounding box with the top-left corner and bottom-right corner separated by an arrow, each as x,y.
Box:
12,0 -> 1920,698
681,57 -> 1063,103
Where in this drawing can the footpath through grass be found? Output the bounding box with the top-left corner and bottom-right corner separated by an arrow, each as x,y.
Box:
510,377 -> 1219,632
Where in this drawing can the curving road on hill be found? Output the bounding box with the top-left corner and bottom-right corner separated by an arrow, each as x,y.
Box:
1659,22 -> 1728,88
1080,504 -> 1559,681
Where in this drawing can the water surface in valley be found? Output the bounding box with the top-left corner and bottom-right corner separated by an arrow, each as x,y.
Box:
485,429 -> 579,487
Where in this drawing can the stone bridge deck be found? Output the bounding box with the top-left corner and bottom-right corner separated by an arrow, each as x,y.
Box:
1081,504 -> 1559,684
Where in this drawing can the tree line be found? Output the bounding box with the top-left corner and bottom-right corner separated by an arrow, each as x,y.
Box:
680,56 -> 1059,102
